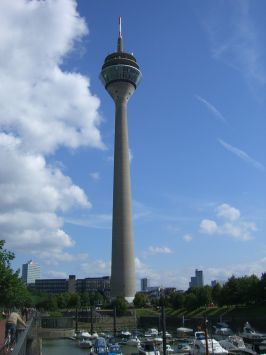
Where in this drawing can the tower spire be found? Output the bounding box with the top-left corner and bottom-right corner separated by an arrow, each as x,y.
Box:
117,16 -> 123,52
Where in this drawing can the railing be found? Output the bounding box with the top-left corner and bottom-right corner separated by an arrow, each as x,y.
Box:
0,313 -> 38,355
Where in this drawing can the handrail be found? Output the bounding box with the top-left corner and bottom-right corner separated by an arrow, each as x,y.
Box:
12,315 -> 35,355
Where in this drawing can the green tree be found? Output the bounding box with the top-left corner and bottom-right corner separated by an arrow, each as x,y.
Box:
169,292 -> 184,309
184,293 -> 198,310
0,240 -> 31,307
113,296 -> 128,315
133,292 -> 149,308
67,293 -> 80,309
211,283 -> 222,306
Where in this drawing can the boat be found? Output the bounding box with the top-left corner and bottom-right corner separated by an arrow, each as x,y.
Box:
159,331 -> 172,339
219,335 -> 256,354
90,337 -> 109,355
145,329 -> 159,337
176,341 -> 192,353
190,331 -> 228,354
176,327 -> 194,338
108,344 -> 123,355
159,344 -> 174,353
78,338 -> 92,349
240,322 -> 266,343
126,336 -> 141,346
213,322 -> 233,337
139,341 -> 160,355
120,330 -> 131,337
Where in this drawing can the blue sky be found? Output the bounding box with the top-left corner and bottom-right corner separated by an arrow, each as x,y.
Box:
1,0 -> 265,290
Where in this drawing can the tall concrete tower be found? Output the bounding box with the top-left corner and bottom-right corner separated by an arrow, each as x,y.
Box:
100,18 -> 142,302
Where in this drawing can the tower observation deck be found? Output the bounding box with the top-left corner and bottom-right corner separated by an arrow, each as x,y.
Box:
100,18 -> 142,302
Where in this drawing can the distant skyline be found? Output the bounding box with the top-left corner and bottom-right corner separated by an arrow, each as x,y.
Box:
0,0 -> 265,290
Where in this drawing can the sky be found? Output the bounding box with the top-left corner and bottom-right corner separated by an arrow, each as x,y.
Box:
0,0 -> 265,291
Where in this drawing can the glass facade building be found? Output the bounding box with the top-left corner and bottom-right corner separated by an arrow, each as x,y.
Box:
22,260 -> 41,284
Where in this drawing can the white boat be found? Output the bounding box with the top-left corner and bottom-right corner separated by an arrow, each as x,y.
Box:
78,338 -> 92,348
159,331 -> 172,339
139,341 -> 160,355
240,322 -> 266,342
219,335 -> 256,354
176,327 -> 194,338
160,344 -> 174,353
213,323 -> 233,337
145,329 -> 159,337
190,331 -> 228,354
176,341 -> 192,353
121,330 -> 131,337
126,336 -> 141,346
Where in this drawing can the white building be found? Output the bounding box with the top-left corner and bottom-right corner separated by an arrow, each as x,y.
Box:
22,260 -> 41,284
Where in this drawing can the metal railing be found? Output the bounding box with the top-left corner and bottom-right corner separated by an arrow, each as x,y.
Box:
0,314 -> 37,355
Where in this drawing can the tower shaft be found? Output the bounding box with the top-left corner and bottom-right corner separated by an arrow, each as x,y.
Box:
111,94 -> 135,302
100,18 -> 142,303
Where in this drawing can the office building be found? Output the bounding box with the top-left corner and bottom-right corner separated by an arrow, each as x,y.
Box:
189,269 -> 204,288
100,18 -> 142,302
22,260 -> 41,284
141,278 -> 150,292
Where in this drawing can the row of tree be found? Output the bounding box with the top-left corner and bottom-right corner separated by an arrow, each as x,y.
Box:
1,240 -> 266,312
163,274 -> 266,310
0,240 -> 32,308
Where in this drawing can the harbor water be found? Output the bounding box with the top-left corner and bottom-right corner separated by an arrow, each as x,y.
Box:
42,339 -> 137,354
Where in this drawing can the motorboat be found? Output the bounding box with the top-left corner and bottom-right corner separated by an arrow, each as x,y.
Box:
190,331 -> 228,354
145,329 -> 159,337
158,331 -> 172,339
108,344 -> 123,355
78,338 -> 92,349
159,344 -> 174,353
176,327 -> 194,338
219,335 -> 256,354
240,322 -> 266,343
126,336 -> 141,346
90,337 -> 109,355
120,330 -> 131,337
213,323 -> 233,337
139,341 -> 160,355
77,331 -> 93,348
176,341 -> 192,353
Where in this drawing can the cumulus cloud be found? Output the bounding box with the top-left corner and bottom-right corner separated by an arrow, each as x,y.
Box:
216,203 -> 240,221
199,203 -> 256,241
80,259 -> 111,277
0,0 -> 103,263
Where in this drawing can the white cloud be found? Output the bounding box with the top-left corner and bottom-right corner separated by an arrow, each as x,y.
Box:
195,95 -> 226,123
199,203 -> 256,241
205,1 -> 266,94
0,0 -> 104,263
183,234 -> 193,242
200,219 -> 218,234
45,271 -> 68,279
80,259 -> 111,276
216,203 -> 240,221
89,172 -> 100,181
219,139 -> 265,172
147,246 -> 173,255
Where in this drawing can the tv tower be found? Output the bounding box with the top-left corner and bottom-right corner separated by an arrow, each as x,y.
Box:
100,17 -> 142,302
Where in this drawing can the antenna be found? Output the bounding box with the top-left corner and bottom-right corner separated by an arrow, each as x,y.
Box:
117,16 -> 123,52
119,16 -> 122,39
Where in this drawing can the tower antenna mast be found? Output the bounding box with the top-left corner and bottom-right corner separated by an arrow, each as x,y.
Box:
117,16 -> 123,52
